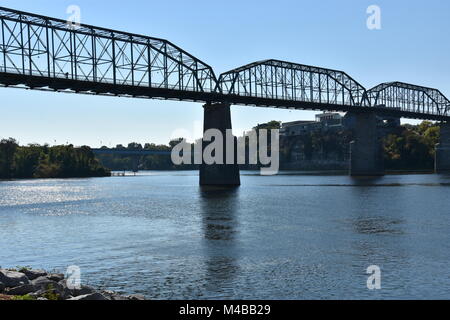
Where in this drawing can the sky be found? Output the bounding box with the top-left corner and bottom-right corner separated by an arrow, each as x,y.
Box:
1,0 -> 450,147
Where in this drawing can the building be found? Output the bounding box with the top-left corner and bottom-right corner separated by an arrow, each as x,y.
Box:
280,112 -> 401,138
280,112 -> 345,137
279,112 -> 402,170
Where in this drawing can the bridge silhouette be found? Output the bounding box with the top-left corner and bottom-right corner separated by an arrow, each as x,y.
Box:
1,7 -> 450,185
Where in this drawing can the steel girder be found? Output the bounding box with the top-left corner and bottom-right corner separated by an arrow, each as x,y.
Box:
0,6 -> 217,93
367,82 -> 450,117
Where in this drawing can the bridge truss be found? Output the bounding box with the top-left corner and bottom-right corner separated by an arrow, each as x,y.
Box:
218,59 -> 369,108
0,6 -> 217,100
367,82 -> 450,118
0,6 -> 449,121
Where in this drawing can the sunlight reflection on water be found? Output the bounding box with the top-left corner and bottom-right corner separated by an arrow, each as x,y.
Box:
1,171 -> 450,299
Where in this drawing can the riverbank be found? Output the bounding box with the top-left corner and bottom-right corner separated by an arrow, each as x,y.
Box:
0,268 -> 145,300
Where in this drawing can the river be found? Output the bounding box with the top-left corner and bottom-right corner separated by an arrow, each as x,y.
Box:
1,171 -> 450,299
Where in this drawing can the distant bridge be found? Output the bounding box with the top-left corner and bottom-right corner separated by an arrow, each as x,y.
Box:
1,6 -> 450,183
92,149 -> 171,173
92,149 -> 171,156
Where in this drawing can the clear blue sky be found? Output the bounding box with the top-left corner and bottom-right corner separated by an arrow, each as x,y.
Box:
1,0 -> 450,147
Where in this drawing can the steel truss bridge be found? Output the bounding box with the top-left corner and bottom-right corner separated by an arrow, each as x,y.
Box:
0,6 -> 449,121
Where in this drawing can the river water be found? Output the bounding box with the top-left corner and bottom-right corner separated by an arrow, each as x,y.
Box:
1,171 -> 450,299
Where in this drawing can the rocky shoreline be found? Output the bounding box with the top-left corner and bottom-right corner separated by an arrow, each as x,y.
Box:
0,268 -> 145,301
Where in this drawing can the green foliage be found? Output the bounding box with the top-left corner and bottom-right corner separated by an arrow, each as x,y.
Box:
16,266 -> 31,273
0,138 -> 18,179
12,294 -> 36,301
42,284 -> 60,301
0,140 -> 110,179
282,121 -> 440,171
384,122 -> 440,170
254,120 -> 281,131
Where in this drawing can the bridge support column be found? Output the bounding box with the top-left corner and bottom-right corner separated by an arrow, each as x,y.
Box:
435,122 -> 450,173
349,112 -> 385,176
200,103 -> 241,186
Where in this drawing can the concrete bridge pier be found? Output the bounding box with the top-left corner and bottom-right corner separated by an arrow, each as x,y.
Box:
200,103 -> 241,186
349,112 -> 385,176
435,122 -> 450,173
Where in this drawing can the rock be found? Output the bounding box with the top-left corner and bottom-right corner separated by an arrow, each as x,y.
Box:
37,297 -> 48,301
68,293 -> 109,300
0,281 -> 5,293
58,280 -> 94,297
47,273 -> 64,282
72,285 -> 95,297
31,276 -> 57,290
31,276 -> 67,299
22,269 -> 47,281
6,284 -> 36,295
128,294 -> 145,300
57,286 -> 73,300
110,295 -> 130,301
29,291 -> 43,299
101,290 -> 115,296
101,290 -> 129,301
52,282 -> 70,299
0,269 -> 29,288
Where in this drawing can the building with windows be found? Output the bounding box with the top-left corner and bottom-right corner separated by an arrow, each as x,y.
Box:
279,112 -> 402,170
280,112 -> 401,138
280,112 -> 345,137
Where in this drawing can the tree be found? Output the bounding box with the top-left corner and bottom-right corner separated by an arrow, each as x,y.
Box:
0,140 -> 110,179
0,138 -> 18,179
384,121 -> 439,170
127,142 -> 143,150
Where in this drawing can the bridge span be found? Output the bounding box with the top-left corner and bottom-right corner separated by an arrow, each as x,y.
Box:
1,6 -> 450,184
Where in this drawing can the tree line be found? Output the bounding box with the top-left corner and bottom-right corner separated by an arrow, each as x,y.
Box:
92,121 -> 443,172
281,120 -> 440,171
0,121 -> 442,179
384,121 -> 439,170
0,139 -> 110,179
